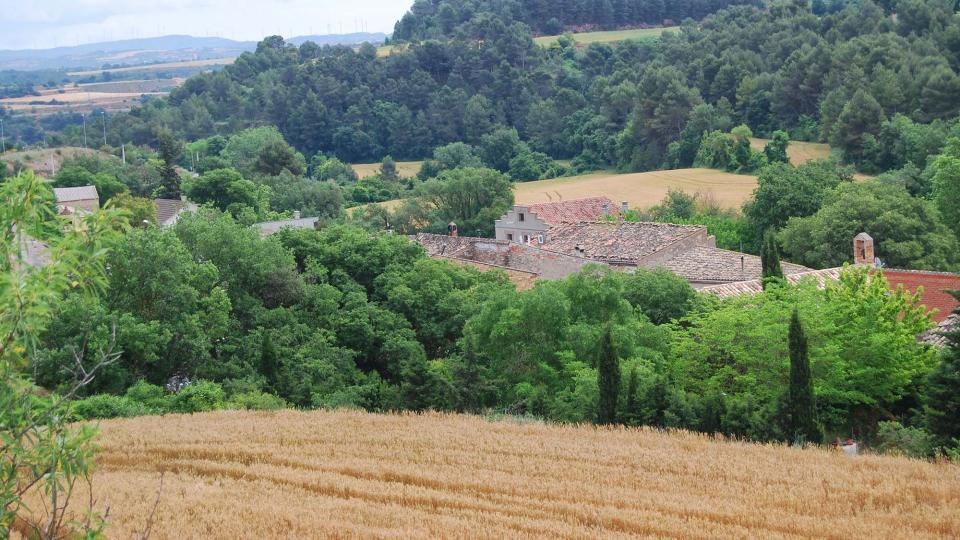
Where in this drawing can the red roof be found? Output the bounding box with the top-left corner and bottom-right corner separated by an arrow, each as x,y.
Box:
883,270 -> 960,323
527,197 -> 618,226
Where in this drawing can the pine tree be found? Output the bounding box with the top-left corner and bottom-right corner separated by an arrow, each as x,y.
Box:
787,309 -> 821,444
623,366 -> 639,426
761,230 -> 785,288
156,128 -> 183,199
597,325 -> 620,424
924,291 -> 960,443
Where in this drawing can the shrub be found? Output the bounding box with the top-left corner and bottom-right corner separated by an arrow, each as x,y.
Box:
71,395 -> 146,420
228,391 -> 286,411
124,380 -> 171,412
171,381 -> 226,413
874,421 -> 936,459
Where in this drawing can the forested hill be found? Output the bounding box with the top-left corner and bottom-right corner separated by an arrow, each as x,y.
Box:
390,0 -> 761,41
103,0 -> 959,174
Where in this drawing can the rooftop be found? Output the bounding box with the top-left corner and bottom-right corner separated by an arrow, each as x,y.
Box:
525,197 -> 618,226
53,185 -> 99,203
919,314 -> 959,347
154,198 -> 198,226
660,246 -> 810,284
256,217 -> 319,236
544,221 -> 703,264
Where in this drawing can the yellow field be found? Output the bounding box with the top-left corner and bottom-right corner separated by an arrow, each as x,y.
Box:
1,147 -> 113,177
749,138 -> 834,166
533,26 -> 677,47
15,409 -> 960,539
67,57 -> 236,77
515,168 -> 757,209
352,160 -> 423,178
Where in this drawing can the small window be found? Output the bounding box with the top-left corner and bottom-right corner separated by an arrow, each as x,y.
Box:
537,235 -> 544,244
519,213 -> 525,222
522,235 -> 529,243
507,233 -> 514,241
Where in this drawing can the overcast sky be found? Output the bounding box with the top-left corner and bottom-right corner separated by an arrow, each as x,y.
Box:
1,0 -> 412,50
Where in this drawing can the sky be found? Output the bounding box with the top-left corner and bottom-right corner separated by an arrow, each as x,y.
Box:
1,0 -> 412,50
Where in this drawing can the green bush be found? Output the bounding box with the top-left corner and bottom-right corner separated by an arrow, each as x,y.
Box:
228,391 -> 286,411
124,380 -> 171,412
874,421 -> 936,459
171,381 -> 226,413
71,395 -> 146,420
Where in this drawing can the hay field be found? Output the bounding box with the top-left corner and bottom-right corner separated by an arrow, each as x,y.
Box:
515,168 -> 757,209
2,147 -> 113,177
749,138 -> 834,166
352,160 -> 423,178
15,409 -> 960,539
67,57 -> 236,77
534,26 -> 677,47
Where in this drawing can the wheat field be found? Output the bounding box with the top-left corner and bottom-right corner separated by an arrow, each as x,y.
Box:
514,168 -> 758,209
15,409 -> 960,539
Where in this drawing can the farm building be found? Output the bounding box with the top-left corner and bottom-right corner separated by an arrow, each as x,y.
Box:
53,185 -> 99,214
494,197 -> 622,244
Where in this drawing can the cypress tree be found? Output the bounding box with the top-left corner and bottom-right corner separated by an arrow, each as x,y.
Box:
924,292 -> 960,443
597,325 -> 620,425
761,230 -> 785,289
787,309 -> 820,444
624,367 -> 639,426
259,332 -> 280,392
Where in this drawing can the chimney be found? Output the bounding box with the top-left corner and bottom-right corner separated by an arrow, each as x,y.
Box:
621,201 -> 628,213
448,222 -> 458,237
602,203 -> 609,216
293,210 -> 301,220
853,232 -> 874,265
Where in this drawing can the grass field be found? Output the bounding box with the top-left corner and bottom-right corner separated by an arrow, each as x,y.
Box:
749,138 -> 834,166
352,160 -> 423,178
16,409 -> 960,538
1,147 -> 113,176
533,26 -> 677,47
67,57 -> 236,77
515,168 -> 758,210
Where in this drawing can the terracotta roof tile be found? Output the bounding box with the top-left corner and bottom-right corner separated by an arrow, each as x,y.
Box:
527,197 -> 618,226
919,314 -> 959,347
701,267 -> 847,297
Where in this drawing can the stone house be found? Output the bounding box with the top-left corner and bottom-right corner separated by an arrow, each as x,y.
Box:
53,185 -> 99,214
494,197 -> 623,244
154,196 -> 199,227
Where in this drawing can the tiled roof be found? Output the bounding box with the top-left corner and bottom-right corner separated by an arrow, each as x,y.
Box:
659,246 -> 811,283
701,267 -> 847,297
883,269 -> 960,323
527,197 -> 618,226
544,221 -> 703,264
415,233 -> 592,278
919,314 -> 959,347
154,198 -> 198,226
256,217 -> 319,236
53,185 -> 98,203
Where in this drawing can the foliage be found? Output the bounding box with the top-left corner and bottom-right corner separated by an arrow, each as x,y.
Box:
1,171 -> 123,537
760,230 -> 784,288
780,180 -> 960,270
743,160 -> 850,235
874,421 -> 937,459
53,165 -> 127,204
787,309 -> 820,444
596,325 -> 620,424
413,167 -> 514,237
923,291 -> 960,444
931,138 -> 960,240
110,192 -> 157,228
763,131 -> 790,164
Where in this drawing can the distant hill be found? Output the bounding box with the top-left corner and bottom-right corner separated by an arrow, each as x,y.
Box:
0,33 -> 388,71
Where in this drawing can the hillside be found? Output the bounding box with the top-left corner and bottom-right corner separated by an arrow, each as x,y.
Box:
16,409 -> 960,538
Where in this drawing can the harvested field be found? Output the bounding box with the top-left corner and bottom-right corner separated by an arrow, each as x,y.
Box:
67,57 -> 236,77
15,409 -> 960,539
515,168 -> 758,210
352,160 -> 423,178
749,138 -> 834,166
533,26 -> 677,47
1,147 -> 114,177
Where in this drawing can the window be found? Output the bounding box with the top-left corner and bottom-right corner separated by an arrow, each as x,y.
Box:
507,233 -> 513,241
522,235 -> 529,243
537,235 -> 544,244
519,213 -> 525,222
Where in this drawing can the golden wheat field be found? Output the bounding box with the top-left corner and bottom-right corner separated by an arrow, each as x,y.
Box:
749,138 -> 834,166
514,168 -> 758,209
16,409 -> 960,539
351,160 -> 423,178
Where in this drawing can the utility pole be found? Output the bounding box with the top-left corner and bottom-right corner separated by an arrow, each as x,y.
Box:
81,113 -> 88,148
0,118 -> 5,153
101,111 -> 107,147
121,144 -> 126,165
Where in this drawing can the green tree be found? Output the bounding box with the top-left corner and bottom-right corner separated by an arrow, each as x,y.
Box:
380,155 -> 400,182
760,230 -> 784,288
923,291 -> 960,445
156,128 -> 184,199
931,138 -> 960,240
787,308 -> 820,444
597,325 -> 620,424
186,168 -> 259,214
764,130 -> 790,164
479,127 -> 523,172
111,192 -> 158,228
743,160 -> 848,234
832,90 -> 885,164
415,167 -> 514,237
53,165 -> 127,204
1,171 -> 123,536
259,331 -> 280,392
